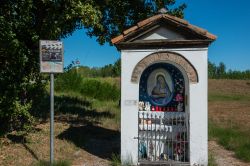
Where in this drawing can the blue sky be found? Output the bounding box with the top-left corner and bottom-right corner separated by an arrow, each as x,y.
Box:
62,0 -> 250,71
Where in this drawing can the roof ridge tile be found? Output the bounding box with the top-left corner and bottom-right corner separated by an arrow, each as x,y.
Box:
111,13 -> 217,44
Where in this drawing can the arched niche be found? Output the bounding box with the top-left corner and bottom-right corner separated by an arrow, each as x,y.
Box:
131,52 -> 198,84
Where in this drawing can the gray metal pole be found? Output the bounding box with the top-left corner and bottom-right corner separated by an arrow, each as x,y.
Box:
50,73 -> 54,164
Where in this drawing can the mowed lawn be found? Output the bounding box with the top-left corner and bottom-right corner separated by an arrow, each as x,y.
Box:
0,79 -> 250,165
208,79 -> 250,162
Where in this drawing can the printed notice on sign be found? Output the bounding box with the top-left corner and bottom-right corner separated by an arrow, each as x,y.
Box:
40,40 -> 64,73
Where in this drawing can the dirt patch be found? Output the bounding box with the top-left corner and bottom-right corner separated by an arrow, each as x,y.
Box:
209,140 -> 250,166
209,79 -> 250,96
208,101 -> 250,132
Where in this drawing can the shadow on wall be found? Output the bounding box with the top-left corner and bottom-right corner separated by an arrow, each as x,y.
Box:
57,125 -> 120,159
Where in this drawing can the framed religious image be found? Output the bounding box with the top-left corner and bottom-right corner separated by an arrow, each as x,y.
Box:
139,63 -> 185,109
147,68 -> 174,106
39,40 -> 64,73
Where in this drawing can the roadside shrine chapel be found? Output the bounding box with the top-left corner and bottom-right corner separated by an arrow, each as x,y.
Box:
112,10 -> 216,166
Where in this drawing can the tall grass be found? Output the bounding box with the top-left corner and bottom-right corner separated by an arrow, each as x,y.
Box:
80,79 -> 120,101
209,121 -> 250,162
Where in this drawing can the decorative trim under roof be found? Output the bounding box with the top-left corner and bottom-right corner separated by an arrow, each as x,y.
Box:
111,14 -> 217,48
116,39 -> 213,49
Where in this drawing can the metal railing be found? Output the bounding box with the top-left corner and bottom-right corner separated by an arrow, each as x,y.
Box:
138,111 -> 189,165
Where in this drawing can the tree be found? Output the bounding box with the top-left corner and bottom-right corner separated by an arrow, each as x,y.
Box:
0,0 -> 186,133
208,60 -> 250,80
87,0 -> 186,44
217,62 -> 226,78
208,61 -> 217,79
112,59 -> 121,77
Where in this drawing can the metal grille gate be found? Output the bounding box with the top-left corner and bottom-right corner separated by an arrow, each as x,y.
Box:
138,111 -> 189,165
138,62 -> 189,165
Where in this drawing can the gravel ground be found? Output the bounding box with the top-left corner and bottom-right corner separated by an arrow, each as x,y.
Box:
209,141 -> 250,166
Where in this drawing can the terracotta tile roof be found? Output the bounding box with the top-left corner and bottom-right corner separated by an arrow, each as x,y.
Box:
111,14 -> 217,44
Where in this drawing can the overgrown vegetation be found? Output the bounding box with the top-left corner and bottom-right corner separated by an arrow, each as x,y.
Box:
74,59 -> 121,78
55,69 -> 120,101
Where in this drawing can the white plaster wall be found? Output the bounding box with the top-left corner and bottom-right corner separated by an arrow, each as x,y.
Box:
121,48 -> 208,165
137,27 -> 186,41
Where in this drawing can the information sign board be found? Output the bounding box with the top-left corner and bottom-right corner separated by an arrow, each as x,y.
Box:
40,40 -> 63,73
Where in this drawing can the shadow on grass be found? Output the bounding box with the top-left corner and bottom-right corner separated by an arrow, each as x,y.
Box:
7,134 -> 39,161
32,94 -> 115,124
54,95 -> 115,125
31,93 -> 120,160
57,124 -> 120,159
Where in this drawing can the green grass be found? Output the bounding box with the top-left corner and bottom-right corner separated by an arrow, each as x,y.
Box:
85,77 -> 120,87
209,121 -> 250,162
208,153 -> 217,166
208,94 -> 250,101
110,153 -> 121,166
54,91 -> 120,130
34,160 -> 71,166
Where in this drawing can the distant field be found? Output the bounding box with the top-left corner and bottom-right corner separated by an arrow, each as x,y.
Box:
208,79 -> 250,162
208,79 -> 250,131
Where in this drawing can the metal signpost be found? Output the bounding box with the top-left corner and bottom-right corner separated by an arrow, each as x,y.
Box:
39,40 -> 64,164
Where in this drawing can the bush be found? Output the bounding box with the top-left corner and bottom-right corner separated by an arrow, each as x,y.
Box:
55,69 -> 82,92
80,79 -> 120,101
0,77 -> 45,135
55,69 -> 120,101
0,100 -> 34,134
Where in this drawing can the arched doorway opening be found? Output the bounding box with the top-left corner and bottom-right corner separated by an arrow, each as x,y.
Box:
138,61 -> 190,165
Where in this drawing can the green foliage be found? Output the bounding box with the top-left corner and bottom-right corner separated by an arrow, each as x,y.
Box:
88,0 -> 186,44
55,69 -> 82,92
77,59 -> 121,77
208,61 -> 250,79
0,100 -> 34,133
55,69 -> 120,101
0,0 -> 185,133
80,79 -> 120,101
209,121 -> 250,162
